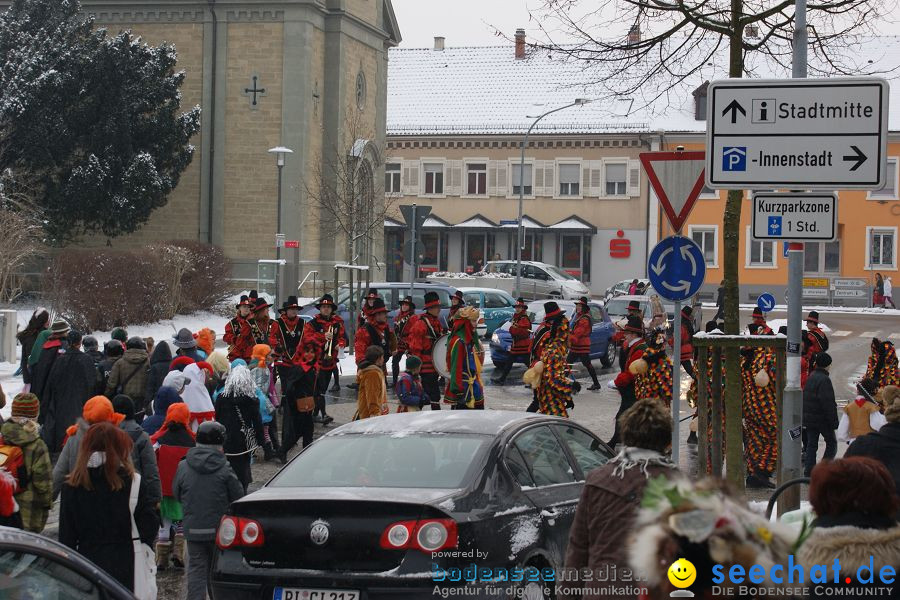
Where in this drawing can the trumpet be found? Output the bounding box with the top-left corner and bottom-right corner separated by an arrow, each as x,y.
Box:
323,323 -> 337,358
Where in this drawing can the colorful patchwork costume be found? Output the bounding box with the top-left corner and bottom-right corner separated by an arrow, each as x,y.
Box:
865,339 -> 899,390
444,307 -> 485,410
537,316 -> 574,418
743,347 -> 778,479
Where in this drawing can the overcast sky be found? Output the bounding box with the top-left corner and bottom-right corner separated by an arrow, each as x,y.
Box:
390,0 -> 900,48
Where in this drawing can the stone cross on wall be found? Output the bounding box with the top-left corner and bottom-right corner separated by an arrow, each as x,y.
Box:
243,74 -> 266,109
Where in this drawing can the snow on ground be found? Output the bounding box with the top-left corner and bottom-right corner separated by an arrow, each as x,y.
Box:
701,302 -> 900,317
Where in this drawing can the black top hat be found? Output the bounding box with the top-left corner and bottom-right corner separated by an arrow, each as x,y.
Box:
424,291 -> 441,309
627,300 -> 641,313
451,290 -> 464,304
236,294 -> 251,309
249,290 -> 258,300
681,305 -> 693,316
623,315 -> 644,335
752,306 -> 764,318
576,296 -> 590,308
543,301 -> 563,320
399,296 -> 416,310
252,297 -> 271,313
515,297 -> 527,309
282,295 -> 300,310
316,294 -> 336,309
365,289 -> 378,300
369,297 -> 388,315
806,310 -> 820,324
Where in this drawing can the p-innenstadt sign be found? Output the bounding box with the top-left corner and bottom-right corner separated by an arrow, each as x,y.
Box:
706,77 -> 889,190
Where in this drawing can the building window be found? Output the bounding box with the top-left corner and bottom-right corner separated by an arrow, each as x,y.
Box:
869,158 -> 898,200
559,235 -> 591,282
749,239 -> 776,267
605,163 -> 627,196
419,232 -> 448,275
508,233 -> 542,262
868,228 -> 897,269
804,241 -> 841,274
511,163 -> 533,196
423,163 -> 443,195
356,72 -> 367,109
689,226 -> 718,268
464,233 -> 494,273
466,163 -> 487,195
558,164 -> 580,196
385,163 -> 401,194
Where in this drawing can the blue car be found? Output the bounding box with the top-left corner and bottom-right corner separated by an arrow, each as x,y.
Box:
489,300 -> 617,368
457,287 -> 517,338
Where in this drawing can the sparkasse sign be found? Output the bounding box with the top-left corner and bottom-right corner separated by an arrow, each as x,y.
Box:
706,78 -> 889,190
751,192 -> 837,241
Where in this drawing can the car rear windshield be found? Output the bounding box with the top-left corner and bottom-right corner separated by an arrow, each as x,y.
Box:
269,434 -> 489,489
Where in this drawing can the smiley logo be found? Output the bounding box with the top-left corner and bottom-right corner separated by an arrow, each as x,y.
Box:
667,558 -> 697,589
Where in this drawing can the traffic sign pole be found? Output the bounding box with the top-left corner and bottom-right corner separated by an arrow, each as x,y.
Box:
672,300 -> 682,467
410,203 -> 417,299
781,0 -> 809,516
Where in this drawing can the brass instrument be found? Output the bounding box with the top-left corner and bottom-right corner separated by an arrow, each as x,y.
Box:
322,322 -> 337,364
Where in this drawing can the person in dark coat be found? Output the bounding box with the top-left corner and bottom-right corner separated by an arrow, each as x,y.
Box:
105,338 -> 150,420
847,386 -> 900,503
111,395 -> 162,507
41,330 -> 99,454
564,399 -> 681,600
59,422 -> 159,592
98,341 -> 124,395
16,308 -> 49,391
214,362 -> 265,492
82,336 -> 103,365
142,386 -> 184,437
173,421 -> 244,600
802,352 -> 839,476
279,344 -> 318,463
145,340 -> 173,406
30,320 -> 71,403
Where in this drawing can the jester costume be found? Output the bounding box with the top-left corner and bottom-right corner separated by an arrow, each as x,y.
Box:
537,317 -> 574,417
743,346 -> 778,482
444,308 -> 484,410
687,351 -> 727,474
865,339 -> 899,389
641,330 -> 673,406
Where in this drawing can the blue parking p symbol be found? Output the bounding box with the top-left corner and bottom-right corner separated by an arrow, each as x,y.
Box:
722,147 -> 747,172
768,216 -> 782,236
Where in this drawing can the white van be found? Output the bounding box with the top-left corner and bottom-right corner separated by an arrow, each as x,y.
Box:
482,260 -> 591,300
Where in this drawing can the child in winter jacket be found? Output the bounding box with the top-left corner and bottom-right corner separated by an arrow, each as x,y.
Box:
0,393 -> 52,532
355,346 -> 388,420
173,421 -> 244,600
151,402 -> 196,570
250,344 -> 279,459
839,378 -> 887,443
396,355 -> 425,413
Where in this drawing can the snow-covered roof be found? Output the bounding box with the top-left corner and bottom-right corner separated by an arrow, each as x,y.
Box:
499,215 -> 546,229
454,214 -> 497,228
387,37 -> 900,135
422,215 -> 451,228
548,216 -> 596,232
384,216 -> 405,228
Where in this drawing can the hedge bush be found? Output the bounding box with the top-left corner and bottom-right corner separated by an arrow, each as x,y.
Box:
44,241 -> 230,331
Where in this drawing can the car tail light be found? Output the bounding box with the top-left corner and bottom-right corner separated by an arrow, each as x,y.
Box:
380,519 -> 457,552
217,516 -> 265,549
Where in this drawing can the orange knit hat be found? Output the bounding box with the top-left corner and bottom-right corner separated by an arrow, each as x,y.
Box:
251,344 -> 271,368
65,396 -> 125,441
195,328 -> 215,355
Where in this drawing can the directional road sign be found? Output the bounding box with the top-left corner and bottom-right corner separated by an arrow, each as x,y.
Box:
751,192 -> 837,241
706,77 -> 889,190
647,236 -> 707,302
757,293 -> 776,313
499,219 -> 519,226
640,151 -> 706,232
399,204 -> 431,233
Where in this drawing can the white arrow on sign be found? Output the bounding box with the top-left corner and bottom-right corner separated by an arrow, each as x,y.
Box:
680,244 -> 698,276
662,280 -> 692,293
759,296 -> 774,310
650,247 -> 674,276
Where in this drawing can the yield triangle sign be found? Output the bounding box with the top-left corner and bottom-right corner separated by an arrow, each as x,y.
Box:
640,151 -> 706,232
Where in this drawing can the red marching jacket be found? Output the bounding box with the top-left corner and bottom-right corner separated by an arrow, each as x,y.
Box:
407,313 -> 446,375
614,341 -> 647,389
224,316 -> 254,362
303,315 -> 346,371
269,316 -> 306,367
394,311 -> 414,353
668,325 -> 694,361
569,314 -> 592,355
508,314 -> 532,355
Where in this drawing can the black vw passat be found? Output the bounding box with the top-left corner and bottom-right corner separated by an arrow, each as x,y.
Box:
210,411 -> 614,600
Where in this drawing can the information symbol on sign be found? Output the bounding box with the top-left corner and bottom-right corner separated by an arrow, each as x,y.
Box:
722,147 -> 747,172
752,98 -> 777,123
767,216 -> 782,236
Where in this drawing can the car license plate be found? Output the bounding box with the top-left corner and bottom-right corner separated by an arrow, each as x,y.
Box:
273,588 -> 360,600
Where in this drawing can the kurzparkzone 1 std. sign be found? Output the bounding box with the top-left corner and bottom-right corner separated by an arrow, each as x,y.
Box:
751,192 -> 837,241
706,77 -> 889,190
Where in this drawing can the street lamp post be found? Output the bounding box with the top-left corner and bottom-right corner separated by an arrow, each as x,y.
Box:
515,99 -> 590,298
268,146 -> 293,303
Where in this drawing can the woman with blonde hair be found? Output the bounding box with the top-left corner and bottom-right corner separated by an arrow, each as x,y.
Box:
59,422 -> 159,592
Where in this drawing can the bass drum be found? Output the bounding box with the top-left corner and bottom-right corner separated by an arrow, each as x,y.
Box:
432,334 -> 451,379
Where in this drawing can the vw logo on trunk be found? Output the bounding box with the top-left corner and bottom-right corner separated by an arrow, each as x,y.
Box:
309,520 -> 330,546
